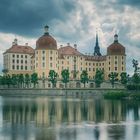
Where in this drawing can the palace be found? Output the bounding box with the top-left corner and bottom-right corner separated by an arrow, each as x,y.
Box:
3,25 -> 126,80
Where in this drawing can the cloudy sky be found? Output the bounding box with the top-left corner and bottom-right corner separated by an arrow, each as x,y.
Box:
0,0 -> 140,75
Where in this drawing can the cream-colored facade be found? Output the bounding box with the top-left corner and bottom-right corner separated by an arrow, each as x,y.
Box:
3,26 -> 126,80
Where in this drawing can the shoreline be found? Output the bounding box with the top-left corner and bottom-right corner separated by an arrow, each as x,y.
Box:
0,88 -> 125,97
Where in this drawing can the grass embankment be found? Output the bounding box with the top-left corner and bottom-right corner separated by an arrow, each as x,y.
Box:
104,92 -> 140,100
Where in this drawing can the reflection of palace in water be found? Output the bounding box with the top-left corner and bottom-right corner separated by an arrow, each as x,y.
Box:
2,98 -> 140,126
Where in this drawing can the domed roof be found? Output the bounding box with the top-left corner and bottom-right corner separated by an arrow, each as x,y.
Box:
36,25 -> 57,50
107,34 -> 125,55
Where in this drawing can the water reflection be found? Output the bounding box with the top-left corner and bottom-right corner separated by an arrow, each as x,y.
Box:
0,97 -> 140,140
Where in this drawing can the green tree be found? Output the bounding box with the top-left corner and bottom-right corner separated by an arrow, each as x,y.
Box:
31,73 -> 38,88
108,72 -> 118,88
132,73 -> 140,85
120,72 -> 129,86
11,74 -> 18,87
61,69 -> 70,88
48,70 -> 58,88
25,74 -> 30,88
94,70 -> 104,88
18,74 -> 24,88
80,70 -> 89,88
2,69 -> 9,75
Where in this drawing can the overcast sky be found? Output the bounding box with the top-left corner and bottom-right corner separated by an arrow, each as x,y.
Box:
0,0 -> 140,75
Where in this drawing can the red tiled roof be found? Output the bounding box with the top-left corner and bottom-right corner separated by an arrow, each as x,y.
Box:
36,34 -> 57,50
58,46 -> 83,57
4,45 -> 35,54
85,55 -> 106,61
107,42 -> 125,55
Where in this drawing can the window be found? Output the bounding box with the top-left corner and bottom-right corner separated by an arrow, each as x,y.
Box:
25,66 -> 27,70
36,51 -> 38,54
81,57 -> 82,60
67,56 -> 69,59
109,62 -> 110,65
12,65 -> 15,70
122,56 -> 124,59
21,55 -> 23,58
81,67 -> 82,71
21,66 -> 23,70
42,50 -> 45,54
122,61 -> 124,65
13,60 -> 15,63
96,63 -> 98,66
89,63 -> 91,66
25,60 -> 27,64
50,51 -> 53,54
42,57 -> 45,60
93,63 -> 95,66
93,68 -> 95,71
102,63 -> 104,66
99,63 -> 101,66
17,60 -> 19,63
115,61 -> 117,64
50,57 -> 52,60
109,67 -> 110,71
25,55 -> 27,58
21,60 -> 23,63
115,67 -> 117,71
115,56 -> 117,59
86,62 -> 87,65
50,63 -> 52,67
17,65 -> 19,70
109,56 -> 110,59
122,67 -> 124,71
42,62 -> 45,67
13,54 -> 15,58
89,68 -> 91,71
17,55 -> 19,58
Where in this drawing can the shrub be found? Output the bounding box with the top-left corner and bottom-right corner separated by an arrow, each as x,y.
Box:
104,92 -> 128,99
127,84 -> 140,90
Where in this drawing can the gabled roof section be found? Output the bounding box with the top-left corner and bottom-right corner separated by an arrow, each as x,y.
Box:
4,45 -> 35,55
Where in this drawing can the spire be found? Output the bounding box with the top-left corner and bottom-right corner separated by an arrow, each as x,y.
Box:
94,31 -> 101,56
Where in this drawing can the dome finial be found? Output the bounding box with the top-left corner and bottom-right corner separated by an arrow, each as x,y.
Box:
44,25 -> 49,35
114,33 -> 118,43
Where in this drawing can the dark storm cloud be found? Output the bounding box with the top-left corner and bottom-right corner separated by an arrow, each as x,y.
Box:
0,0 -> 75,37
117,0 -> 140,7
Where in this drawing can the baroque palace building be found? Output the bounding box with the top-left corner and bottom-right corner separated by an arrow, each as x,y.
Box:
3,25 -> 126,81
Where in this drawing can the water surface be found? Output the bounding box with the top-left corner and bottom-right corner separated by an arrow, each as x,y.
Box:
0,96 -> 140,140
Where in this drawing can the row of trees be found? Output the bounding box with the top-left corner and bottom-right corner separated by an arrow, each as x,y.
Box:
0,69 -> 130,88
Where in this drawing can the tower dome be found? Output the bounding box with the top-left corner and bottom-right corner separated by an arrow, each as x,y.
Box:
36,25 -> 57,50
107,34 -> 125,55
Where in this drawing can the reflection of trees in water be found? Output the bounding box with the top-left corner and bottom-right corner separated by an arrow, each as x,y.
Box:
107,125 -> 125,140
2,98 -> 140,126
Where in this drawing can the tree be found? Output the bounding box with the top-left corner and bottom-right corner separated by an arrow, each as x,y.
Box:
31,73 -> 38,88
11,74 -> 18,87
5,75 -> 11,88
120,72 -> 129,86
108,72 -> 118,88
132,73 -> 140,85
25,74 -> 30,88
94,70 -> 104,88
61,69 -> 70,88
48,70 -> 58,88
2,69 -> 9,75
80,70 -> 89,88
18,74 -> 24,88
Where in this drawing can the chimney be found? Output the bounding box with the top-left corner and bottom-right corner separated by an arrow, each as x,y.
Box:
67,43 -> 70,46
13,38 -> 18,45
12,42 -> 15,46
44,25 -> 49,35
74,44 -> 77,50
25,43 -> 28,46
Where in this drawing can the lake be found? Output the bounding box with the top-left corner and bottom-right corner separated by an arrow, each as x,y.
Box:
0,96 -> 140,140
